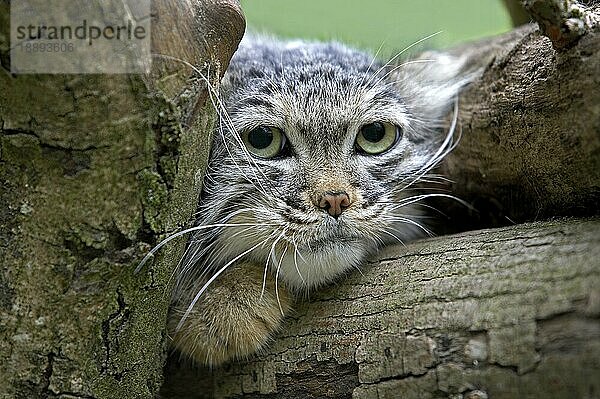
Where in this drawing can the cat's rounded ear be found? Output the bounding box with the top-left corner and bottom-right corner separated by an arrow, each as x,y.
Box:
387,51 -> 480,124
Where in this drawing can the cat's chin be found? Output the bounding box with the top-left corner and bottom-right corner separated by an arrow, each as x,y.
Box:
275,238 -> 373,291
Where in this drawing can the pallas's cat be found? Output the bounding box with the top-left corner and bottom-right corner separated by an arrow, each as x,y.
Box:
160,35 -> 472,365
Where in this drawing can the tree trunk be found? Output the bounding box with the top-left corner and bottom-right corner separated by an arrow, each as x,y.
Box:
435,21 -> 600,231
0,0 -> 244,398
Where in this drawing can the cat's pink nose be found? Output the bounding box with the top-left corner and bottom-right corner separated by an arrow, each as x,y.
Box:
318,191 -> 351,218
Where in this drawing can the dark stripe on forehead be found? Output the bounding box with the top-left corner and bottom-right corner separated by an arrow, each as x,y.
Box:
255,82 -> 279,96
243,97 -> 274,108
371,87 -> 405,104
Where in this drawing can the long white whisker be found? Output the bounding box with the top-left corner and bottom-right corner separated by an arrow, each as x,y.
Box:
176,240 -> 265,331
275,245 -> 288,315
390,216 -> 433,236
395,98 -> 460,192
380,228 -> 405,246
180,224 -> 258,288
366,31 -> 442,86
372,59 -> 436,88
135,222 -> 272,273
261,229 -> 286,299
390,193 -> 470,210
211,98 -> 272,199
291,237 -> 306,285
153,53 -> 274,198
358,39 -> 386,88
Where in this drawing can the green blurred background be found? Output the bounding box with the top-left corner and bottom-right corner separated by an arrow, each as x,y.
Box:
240,0 -> 513,56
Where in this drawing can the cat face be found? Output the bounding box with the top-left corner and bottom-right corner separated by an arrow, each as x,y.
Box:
187,37 -> 466,291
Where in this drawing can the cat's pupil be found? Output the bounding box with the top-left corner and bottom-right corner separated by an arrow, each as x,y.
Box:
248,127 -> 273,149
362,122 -> 385,143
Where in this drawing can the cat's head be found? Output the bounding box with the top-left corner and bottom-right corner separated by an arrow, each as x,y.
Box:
198,35 -> 471,291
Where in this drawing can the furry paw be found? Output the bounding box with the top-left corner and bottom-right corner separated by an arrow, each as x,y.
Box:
168,261 -> 292,366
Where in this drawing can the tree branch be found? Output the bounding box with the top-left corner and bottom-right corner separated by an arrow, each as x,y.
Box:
164,218 -> 600,398
519,0 -> 599,49
437,20 -> 599,230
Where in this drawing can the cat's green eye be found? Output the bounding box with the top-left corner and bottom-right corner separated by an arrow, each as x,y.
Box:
242,126 -> 286,159
355,122 -> 400,155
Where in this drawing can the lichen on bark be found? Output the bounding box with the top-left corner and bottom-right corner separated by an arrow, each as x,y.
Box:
0,0 -> 245,397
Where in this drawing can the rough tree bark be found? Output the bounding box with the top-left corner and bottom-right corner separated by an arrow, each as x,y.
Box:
0,0 -> 244,398
160,4 -> 600,399
181,218 -> 597,399
435,11 -> 599,230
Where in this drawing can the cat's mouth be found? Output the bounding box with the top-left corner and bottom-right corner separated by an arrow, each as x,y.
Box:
290,215 -> 374,251
277,202 -> 386,243
298,234 -> 360,252
273,231 -> 373,290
